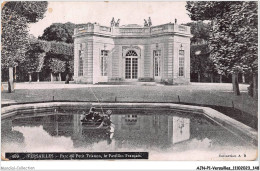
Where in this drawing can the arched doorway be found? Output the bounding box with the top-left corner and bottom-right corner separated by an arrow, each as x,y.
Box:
125,50 -> 138,80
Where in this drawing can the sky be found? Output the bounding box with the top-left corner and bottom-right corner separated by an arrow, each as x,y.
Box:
29,1 -> 192,37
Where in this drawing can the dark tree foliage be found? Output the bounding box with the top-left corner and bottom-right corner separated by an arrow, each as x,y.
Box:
39,22 -> 75,43
190,44 -> 216,82
21,39 -> 74,82
186,1 -> 257,74
1,1 -> 48,92
19,41 -> 46,82
186,1 -> 238,21
186,1 -> 258,96
36,40 -> 74,57
1,7 -> 28,68
4,2 -> 48,23
190,44 -> 209,74
68,60 -> 74,74
39,22 -> 88,43
22,41 -> 45,74
38,22 -> 77,81
185,21 -> 211,44
49,58 -> 66,74
186,21 -> 216,82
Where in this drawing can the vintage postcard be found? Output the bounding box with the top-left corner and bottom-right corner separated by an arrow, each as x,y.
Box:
1,1 -> 258,170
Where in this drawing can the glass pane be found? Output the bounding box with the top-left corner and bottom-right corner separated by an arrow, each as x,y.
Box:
132,58 -> 138,79
153,50 -> 161,77
100,50 -> 108,76
179,57 -> 184,76
155,57 -> 159,76
179,50 -> 184,77
179,67 -> 184,76
101,50 -> 108,56
126,50 -> 138,56
104,56 -> 107,76
78,57 -> 83,76
179,50 -> 184,56
125,58 -> 131,79
101,57 -> 104,76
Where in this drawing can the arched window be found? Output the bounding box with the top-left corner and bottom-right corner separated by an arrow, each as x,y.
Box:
126,50 -> 138,56
125,50 -> 138,79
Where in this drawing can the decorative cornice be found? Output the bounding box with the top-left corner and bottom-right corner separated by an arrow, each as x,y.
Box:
73,23 -> 192,39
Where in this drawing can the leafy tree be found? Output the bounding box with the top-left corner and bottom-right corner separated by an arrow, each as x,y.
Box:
34,40 -> 73,82
190,44 -> 210,82
39,22 -> 88,43
39,22 -> 76,43
38,38 -> 74,82
64,59 -> 74,84
2,7 -> 28,92
4,2 -> 48,23
186,21 -> 217,82
39,22 -> 80,82
17,38 -> 73,82
48,41 -> 74,56
49,58 -> 66,81
1,1 -> 48,92
67,60 -> 74,74
186,1 -> 258,96
185,21 -> 211,44
21,40 -> 46,82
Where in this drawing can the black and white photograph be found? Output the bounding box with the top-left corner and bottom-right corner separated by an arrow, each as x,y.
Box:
1,1 -> 259,170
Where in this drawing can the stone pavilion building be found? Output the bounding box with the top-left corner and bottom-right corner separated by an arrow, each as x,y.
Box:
73,18 -> 192,84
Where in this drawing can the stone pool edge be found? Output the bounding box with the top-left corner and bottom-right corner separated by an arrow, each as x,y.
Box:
1,102 -> 258,143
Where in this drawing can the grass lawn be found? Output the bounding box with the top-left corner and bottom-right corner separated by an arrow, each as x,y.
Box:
1,82 -> 257,118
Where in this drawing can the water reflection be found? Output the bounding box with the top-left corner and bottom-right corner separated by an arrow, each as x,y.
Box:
171,117 -> 190,144
72,114 -> 189,150
1,120 -> 25,152
110,114 -> 191,150
1,111 -> 253,156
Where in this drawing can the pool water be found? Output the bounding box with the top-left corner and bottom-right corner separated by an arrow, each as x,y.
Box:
1,109 -> 257,160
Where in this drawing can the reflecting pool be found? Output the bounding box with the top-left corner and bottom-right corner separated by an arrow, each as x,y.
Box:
1,109 -> 257,160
